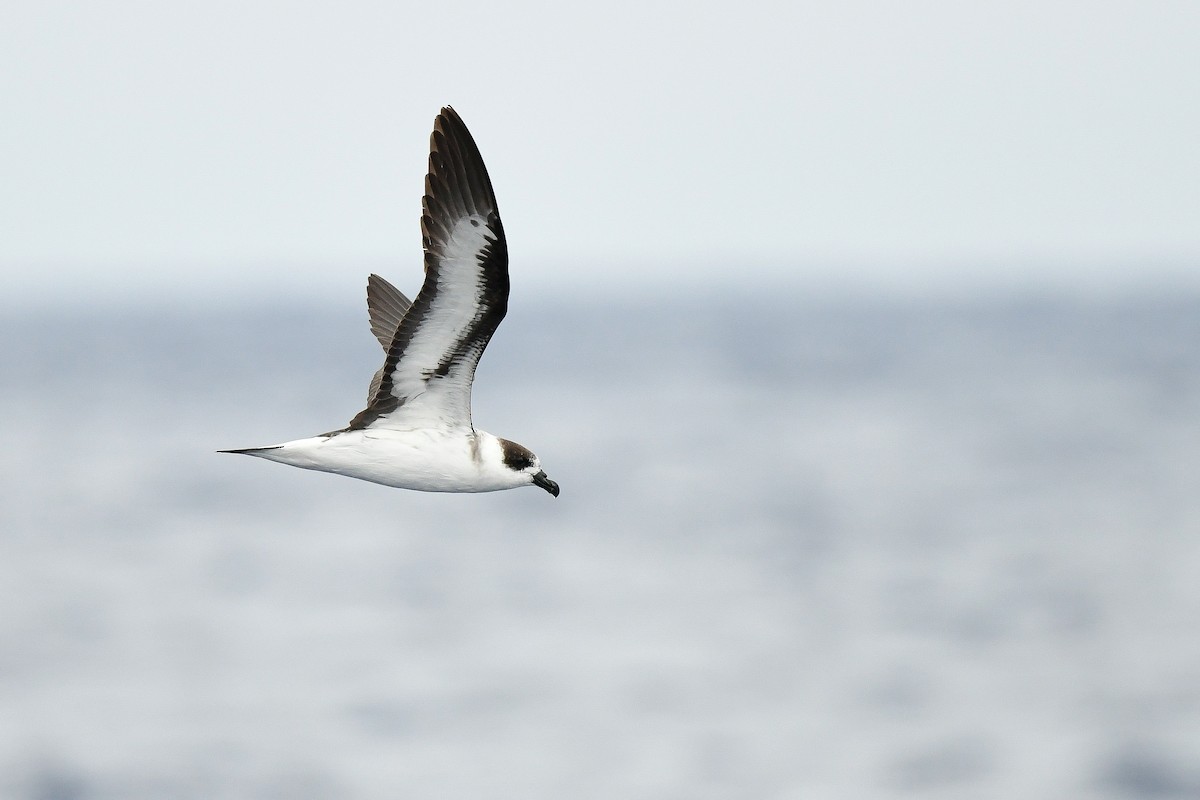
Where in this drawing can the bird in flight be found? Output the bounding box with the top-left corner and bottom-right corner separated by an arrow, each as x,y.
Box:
221,107 -> 559,497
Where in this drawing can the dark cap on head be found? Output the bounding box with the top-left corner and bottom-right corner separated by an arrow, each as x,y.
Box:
498,438 -> 559,497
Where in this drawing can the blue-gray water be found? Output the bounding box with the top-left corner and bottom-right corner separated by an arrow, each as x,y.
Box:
2,292 -> 1199,799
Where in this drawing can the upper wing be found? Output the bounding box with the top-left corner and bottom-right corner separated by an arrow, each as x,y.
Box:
347,107 -> 509,432
367,273 -> 413,351
365,273 -> 413,402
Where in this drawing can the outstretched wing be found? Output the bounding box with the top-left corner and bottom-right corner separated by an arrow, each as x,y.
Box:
347,107 -> 509,432
365,273 -> 413,402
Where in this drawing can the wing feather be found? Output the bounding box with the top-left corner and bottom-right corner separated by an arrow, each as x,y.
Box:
346,107 -> 509,432
366,273 -> 413,351
365,273 -> 413,401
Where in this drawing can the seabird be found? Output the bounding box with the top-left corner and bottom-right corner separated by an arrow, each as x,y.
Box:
221,107 -> 559,497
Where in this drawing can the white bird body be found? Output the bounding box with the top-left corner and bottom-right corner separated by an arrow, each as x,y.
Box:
222,107 -> 559,497
236,429 -> 537,494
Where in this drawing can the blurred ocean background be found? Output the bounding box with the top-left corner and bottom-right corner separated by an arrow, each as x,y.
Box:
2,287 -> 1199,799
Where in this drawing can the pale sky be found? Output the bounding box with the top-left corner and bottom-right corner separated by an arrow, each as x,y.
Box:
2,1 -> 1197,302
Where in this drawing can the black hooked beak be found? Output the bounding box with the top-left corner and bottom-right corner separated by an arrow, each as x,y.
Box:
532,470 -> 560,497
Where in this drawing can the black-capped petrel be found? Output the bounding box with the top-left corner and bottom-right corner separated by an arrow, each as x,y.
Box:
221,107 -> 559,497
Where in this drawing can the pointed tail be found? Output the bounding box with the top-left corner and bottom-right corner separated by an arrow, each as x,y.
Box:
217,446 -> 283,456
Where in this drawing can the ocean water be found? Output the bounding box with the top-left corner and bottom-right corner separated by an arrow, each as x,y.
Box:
1,291 -> 1199,799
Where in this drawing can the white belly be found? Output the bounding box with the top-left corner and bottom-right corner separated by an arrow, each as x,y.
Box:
254,428 -> 524,493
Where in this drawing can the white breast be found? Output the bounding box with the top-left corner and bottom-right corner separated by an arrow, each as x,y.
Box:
249,428 -> 526,493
